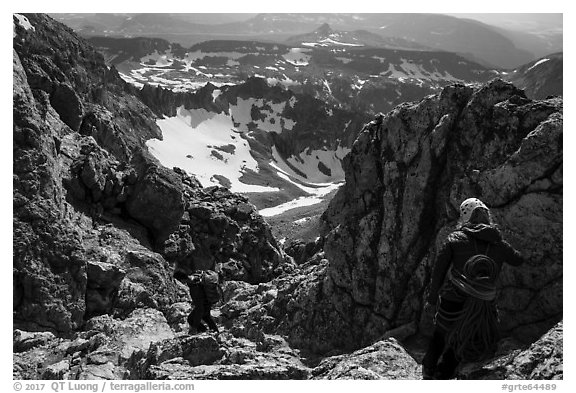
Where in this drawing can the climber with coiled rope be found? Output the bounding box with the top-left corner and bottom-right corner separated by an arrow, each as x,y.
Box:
422,198 -> 524,379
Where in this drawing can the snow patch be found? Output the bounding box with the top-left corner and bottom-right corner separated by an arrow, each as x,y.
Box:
282,48 -> 311,66
13,14 -> 35,37
147,106 -> 278,193
258,169 -> 343,217
302,38 -> 363,47
229,98 -> 295,133
526,58 -> 550,72
382,59 -> 462,82
294,217 -> 312,225
335,57 -> 353,64
141,49 -> 174,67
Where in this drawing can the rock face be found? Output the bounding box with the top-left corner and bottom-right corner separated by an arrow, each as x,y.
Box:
273,79 -> 562,353
13,13 -> 291,335
164,169 -> 294,283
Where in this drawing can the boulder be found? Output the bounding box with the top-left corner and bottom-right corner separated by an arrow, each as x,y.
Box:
85,308 -> 175,362
41,359 -> 71,380
125,165 -> 185,244
85,261 -> 126,318
13,330 -> 56,353
312,338 -> 420,379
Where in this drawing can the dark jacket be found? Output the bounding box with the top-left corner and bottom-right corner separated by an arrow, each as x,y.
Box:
427,224 -> 523,304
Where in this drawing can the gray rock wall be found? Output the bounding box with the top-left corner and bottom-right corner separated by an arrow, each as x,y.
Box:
279,80 -> 562,352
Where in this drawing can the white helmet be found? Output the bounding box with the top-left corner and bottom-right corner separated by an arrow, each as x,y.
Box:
460,198 -> 489,223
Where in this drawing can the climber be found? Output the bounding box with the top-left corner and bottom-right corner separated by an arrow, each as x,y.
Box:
174,265 -> 222,335
422,198 -> 523,380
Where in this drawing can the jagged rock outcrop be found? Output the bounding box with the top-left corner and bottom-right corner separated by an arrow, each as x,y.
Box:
164,169 -> 294,283
137,82 -> 225,118
267,79 -> 562,353
13,13 -> 292,335
311,338 -> 420,379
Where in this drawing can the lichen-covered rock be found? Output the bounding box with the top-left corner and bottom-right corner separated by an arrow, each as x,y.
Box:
312,338 -> 420,379
42,359 -> 71,380
85,308 -> 175,362
13,330 -> 56,353
127,332 -> 310,380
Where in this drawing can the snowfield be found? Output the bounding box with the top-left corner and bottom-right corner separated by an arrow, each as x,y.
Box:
147,106 -> 279,193
146,105 -> 348,216
282,48 -> 312,66
259,166 -> 343,217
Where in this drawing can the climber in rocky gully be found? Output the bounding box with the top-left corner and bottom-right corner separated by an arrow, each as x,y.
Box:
422,198 -> 524,380
173,254 -> 223,335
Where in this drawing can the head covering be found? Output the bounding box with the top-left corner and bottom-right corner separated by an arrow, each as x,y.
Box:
460,198 -> 489,224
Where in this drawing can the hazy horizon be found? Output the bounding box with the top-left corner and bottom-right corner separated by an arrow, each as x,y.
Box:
49,13 -> 563,34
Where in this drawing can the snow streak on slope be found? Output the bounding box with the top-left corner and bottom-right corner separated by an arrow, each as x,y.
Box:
526,58 -> 550,72
259,168 -> 343,217
271,146 -> 350,183
302,38 -> 363,47
147,106 -> 279,193
257,146 -> 347,216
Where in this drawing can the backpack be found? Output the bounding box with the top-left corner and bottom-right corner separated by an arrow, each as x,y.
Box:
201,270 -> 221,304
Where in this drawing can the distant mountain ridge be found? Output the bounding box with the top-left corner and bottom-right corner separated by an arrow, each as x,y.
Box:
49,12 -> 559,68
285,23 -> 430,51
88,35 -> 495,104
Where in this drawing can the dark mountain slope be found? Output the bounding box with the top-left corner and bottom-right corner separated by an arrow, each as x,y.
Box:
504,52 -> 562,99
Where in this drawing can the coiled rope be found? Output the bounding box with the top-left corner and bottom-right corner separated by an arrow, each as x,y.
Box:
437,241 -> 500,362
